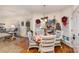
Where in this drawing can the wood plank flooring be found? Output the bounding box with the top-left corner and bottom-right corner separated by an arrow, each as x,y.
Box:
16,37 -> 74,53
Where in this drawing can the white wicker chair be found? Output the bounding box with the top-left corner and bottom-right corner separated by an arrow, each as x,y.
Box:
27,32 -> 39,52
55,30 -> 62,47
28,36 -> 38,49
39,35 -> 56,53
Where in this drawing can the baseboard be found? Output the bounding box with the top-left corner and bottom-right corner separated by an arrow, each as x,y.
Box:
62,40 -> 73,48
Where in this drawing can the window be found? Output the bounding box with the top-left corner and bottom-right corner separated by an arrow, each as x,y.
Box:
21,21 -> 24,26
26,21 -> 30,27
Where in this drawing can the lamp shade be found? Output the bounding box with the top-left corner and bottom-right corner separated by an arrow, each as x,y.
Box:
11,25 -> 15,29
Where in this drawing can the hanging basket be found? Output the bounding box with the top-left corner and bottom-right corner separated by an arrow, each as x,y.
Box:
36,19 -> 41,24
61,16 -> 68,26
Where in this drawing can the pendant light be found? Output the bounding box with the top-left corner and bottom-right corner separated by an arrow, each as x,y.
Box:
41,5 -> 48,22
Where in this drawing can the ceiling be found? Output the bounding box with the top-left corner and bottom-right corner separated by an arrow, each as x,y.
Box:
24,5 -> 72,13
0,5 -> 72,14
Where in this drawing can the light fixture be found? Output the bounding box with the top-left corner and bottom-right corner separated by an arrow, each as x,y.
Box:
41,5 -> 48,22
44,19 -> 47,22
11,25 -> 15,29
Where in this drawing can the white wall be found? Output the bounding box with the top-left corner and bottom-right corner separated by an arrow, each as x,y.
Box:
0,7 -> 32,37
60,7 -> 73,47
0,9 -> 31,26
61,7 -> 73,36
31,13 -> 43,35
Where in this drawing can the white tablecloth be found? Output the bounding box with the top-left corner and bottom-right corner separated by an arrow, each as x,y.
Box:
0,33 -> 11,38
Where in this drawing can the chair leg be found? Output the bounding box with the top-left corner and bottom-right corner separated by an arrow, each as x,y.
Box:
53,47 -> 55,53
38,49 -> 43,53
27,48 -> 29,52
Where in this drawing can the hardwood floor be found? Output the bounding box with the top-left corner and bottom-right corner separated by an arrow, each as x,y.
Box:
54,42 -> 74,53
16,37 -> 74,53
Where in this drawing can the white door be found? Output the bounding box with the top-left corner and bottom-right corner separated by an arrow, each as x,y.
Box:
72,10 -> 79,52
20,21 -> 27,37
